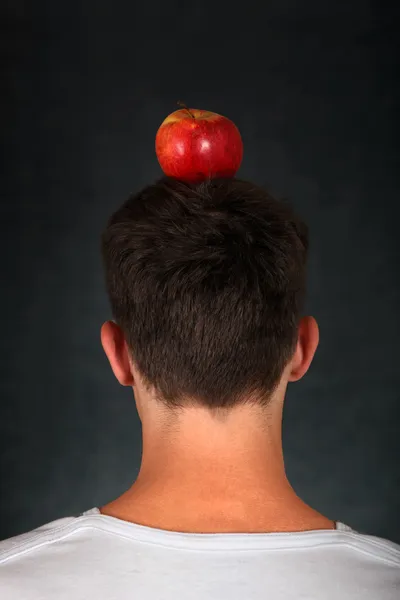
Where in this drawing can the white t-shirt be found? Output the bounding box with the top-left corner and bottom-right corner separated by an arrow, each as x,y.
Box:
1,507 -> 399,599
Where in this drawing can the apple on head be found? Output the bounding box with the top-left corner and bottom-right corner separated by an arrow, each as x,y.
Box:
155,106 -> 243,183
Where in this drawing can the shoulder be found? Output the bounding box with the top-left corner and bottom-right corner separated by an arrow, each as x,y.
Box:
337,527 -> 400,567
0,513 -> 89,565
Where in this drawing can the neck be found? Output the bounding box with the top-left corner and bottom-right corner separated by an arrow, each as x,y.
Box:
101,401 -> 334,533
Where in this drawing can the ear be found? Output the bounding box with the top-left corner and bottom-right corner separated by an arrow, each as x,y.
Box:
288,316 -> 319,382
101,321 -> 134,386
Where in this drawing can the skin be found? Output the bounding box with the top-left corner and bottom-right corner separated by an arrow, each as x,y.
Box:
100,316 -> 336,534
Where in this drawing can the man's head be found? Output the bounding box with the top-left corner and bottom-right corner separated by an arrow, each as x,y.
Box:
100,177 -> 318,417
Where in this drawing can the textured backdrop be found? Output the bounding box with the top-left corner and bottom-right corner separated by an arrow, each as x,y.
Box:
1,0 -> 399,542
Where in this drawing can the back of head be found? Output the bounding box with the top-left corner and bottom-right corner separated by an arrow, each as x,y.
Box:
101,177 -> 309,410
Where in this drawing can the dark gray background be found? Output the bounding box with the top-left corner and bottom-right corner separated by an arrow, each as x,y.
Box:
1,1 -> 399,543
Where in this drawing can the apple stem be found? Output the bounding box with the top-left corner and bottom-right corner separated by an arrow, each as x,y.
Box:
177,101 -> 195,119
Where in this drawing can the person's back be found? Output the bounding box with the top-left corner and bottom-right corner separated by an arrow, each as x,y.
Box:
1,177 -> 399,598
1,508 -> 399,599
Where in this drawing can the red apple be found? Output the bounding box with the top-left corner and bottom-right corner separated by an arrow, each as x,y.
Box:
155,107 -> 243,183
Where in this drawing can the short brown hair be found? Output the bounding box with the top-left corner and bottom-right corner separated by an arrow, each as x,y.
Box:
101,177 -> 308,410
